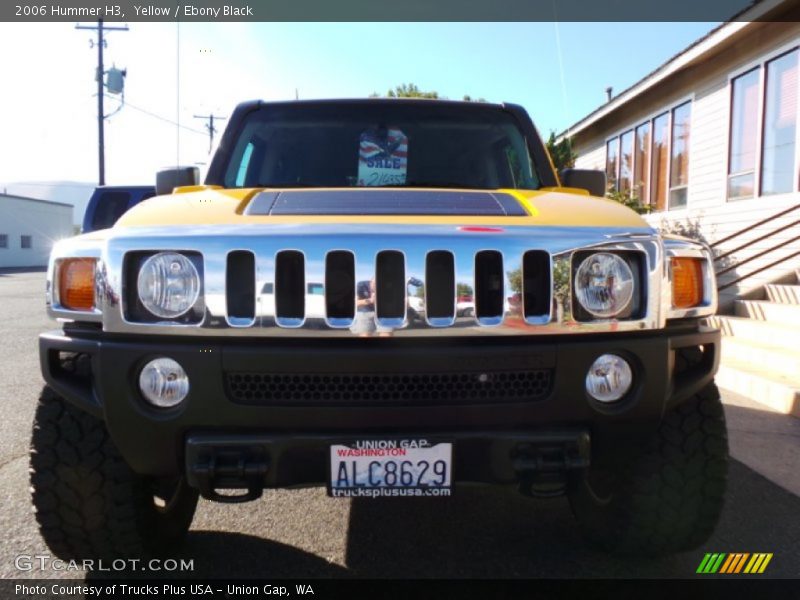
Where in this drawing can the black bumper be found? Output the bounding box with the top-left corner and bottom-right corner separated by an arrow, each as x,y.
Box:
39,327 -> 720,487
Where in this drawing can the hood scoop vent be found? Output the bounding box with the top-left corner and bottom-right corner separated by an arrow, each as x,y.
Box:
243,189 -> 526,216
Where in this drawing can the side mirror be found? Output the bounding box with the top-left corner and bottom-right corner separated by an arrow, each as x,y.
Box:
155,166 -> 200,196
559,169 -> 607,197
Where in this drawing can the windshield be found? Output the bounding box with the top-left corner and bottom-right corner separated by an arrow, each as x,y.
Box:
222,102 -> 541,190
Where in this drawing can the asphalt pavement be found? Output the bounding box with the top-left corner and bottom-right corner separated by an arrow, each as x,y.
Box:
0,270 -> 797,580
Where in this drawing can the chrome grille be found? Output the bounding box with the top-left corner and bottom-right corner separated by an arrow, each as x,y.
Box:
221,245 -> 551,330
89,223 -> 662,337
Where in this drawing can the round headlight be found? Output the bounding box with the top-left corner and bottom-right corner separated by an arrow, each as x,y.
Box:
585,354 -> 633,403
139,357 -> 189,408
574,253 -> 634,318
137,252 -> 200,318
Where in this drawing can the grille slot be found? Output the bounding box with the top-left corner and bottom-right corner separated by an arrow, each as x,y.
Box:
522,250 -> 551,324
275,250 -> 305,326
425,251 -> 456,325
225,369 -> 553,406
375,250 -> 406,325
325,251 -> 356,326
226,251 -> 256,326
475,250 -> 504,324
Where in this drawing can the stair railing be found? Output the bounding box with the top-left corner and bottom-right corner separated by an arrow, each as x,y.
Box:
710,203 -> 800,291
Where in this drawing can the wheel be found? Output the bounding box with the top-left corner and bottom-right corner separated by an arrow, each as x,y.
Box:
29,386 -> 199,559
463,307 -> 475,318
568,354 -> 728,556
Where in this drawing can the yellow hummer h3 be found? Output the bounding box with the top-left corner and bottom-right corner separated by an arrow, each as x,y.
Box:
33,99 -> 726,559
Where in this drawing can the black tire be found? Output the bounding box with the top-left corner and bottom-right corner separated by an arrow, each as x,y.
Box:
568,372 -> 728,556
29,386 -> 199,559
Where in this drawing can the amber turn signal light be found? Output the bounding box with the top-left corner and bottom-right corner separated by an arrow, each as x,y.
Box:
671,257 -> 704,308
58,258 -> 96,311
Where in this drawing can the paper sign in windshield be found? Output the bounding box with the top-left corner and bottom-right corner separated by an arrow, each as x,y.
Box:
357,127 -> 408,186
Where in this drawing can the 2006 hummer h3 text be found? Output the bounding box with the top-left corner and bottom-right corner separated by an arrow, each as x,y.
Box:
32,98 -> 727,559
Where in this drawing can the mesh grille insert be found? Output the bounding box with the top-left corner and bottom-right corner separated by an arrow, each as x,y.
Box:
225,369 -> 552,406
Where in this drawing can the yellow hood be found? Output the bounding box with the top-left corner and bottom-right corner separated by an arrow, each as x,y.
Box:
114,187 -> 650,229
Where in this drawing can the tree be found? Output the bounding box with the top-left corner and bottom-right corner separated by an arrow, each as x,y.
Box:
371,83 -> 485,101
546,132 -> 576,173
385,83 -> 439,99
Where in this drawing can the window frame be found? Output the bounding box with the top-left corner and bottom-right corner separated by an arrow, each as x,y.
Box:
668,100 -> 692,210
606,136 -> 620,191
603,93 -> 693,212
633,121 -> 652,207
725,41 -> 800,202
618,128 -> 635,194
727,66 -> 762,200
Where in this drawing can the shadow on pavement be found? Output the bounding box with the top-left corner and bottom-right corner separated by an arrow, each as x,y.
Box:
86,460 -> 800,580
85,532 -> 350,581
342,460 -> 800,578
722,400 -> 800,497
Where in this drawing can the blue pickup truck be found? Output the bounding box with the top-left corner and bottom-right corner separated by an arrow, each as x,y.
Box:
81,168 -> 200,233
81,186 -> 157,233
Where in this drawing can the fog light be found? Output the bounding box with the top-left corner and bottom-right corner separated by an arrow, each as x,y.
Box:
586,354 -> 632,403
139,358 -> 189,408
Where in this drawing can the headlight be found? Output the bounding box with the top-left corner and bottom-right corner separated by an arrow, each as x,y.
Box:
574,253 -> 634,318
137,252 -> 200,318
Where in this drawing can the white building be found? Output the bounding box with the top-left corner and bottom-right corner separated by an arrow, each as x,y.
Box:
562,0 -> 800,309
0,193 -> 73,268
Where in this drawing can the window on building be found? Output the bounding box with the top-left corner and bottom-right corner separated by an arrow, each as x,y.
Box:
761,49 -> 798,196
669,101 -> 691,209
728,47 -> 800,201
651,112 -> 670,211
603,101 -> 691,211
21,235 -> 32,249
605,137 -> 619,191
728,68 -> 760,200
0,234 -> 8,249
619,130 -> 634,194
634,122 -> 651,204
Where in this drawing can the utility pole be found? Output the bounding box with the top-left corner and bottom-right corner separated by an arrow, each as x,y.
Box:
193,114 -> 227,154
76,19 -> 129,185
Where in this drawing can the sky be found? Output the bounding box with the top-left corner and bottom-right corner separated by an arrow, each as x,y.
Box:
0,21 -> 718,203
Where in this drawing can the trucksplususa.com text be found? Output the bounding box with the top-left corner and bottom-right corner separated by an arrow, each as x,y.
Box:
331,487 -> 451,497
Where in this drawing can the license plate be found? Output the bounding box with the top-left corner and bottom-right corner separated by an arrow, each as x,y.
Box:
328,439 -> 452,498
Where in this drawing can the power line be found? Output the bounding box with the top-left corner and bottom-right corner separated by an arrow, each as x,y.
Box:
105,95 -> 206,135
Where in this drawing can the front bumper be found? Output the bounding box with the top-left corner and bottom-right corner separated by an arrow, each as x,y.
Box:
40,326 -> 720,488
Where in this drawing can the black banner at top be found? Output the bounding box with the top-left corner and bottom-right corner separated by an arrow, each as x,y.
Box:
2,0 -> 797,23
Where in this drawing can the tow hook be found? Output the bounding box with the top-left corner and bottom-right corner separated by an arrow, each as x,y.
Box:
512,433 -> 590,498
188,444 -> 269,503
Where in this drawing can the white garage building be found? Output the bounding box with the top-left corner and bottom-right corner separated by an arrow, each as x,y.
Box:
0,193 -> 73,268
